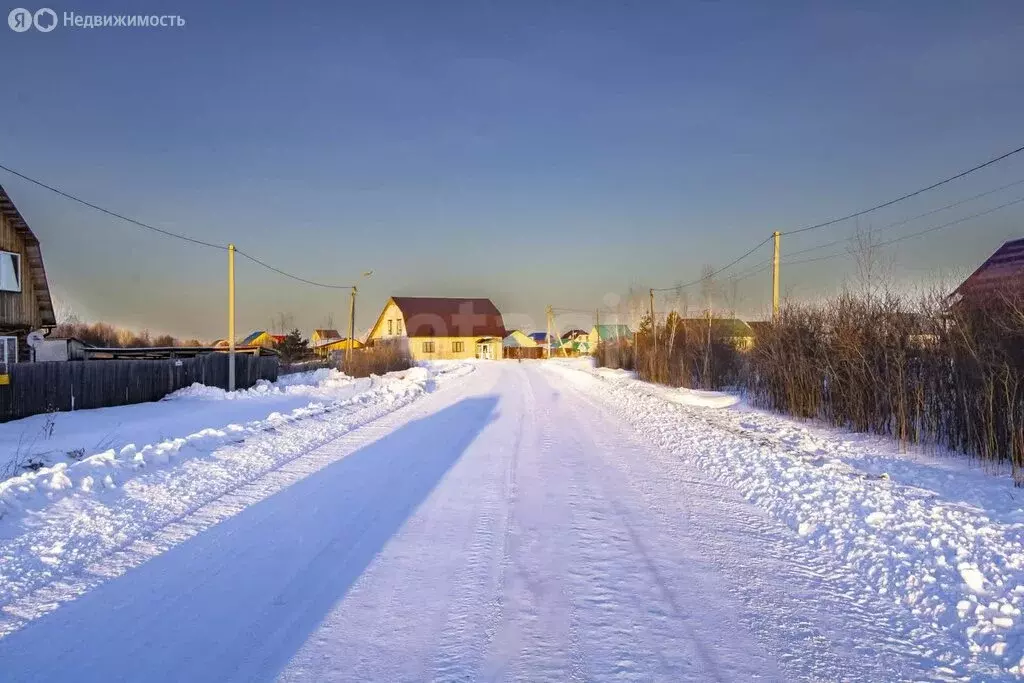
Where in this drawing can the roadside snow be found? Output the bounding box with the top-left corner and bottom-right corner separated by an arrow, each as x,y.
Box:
547,359 -> 1024,678
0,367 -> 458,524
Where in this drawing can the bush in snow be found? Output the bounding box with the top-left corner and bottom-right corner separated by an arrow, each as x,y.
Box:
340,341 -> 413,378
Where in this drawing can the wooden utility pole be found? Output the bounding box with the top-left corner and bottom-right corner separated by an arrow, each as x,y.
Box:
772,230 -> 781,320
649,288 -> 656,357
347,286 -> 357,365
545,305 -> 553,359
227,243 -> 236,392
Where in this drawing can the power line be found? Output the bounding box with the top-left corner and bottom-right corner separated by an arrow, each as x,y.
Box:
234,249 -> 355,289
786,176 -> 1024,259
785,143 -> 1024,236
0,162 -> 359,289
783,195 -> 1024,268
651,234 -> 773,292
0,163 -> 228,251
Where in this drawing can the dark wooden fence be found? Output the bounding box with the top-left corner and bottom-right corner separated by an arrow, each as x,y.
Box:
0,354 -> 279,422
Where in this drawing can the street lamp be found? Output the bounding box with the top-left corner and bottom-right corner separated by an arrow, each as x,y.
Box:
347,270 -> 373,364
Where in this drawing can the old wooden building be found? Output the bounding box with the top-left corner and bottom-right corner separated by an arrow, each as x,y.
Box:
0,184 -> 55,362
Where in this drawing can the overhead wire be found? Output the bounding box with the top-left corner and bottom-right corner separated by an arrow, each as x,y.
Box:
0,162 -> 357,289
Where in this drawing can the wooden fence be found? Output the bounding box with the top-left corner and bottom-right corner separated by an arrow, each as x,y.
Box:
0,354 -> 279,422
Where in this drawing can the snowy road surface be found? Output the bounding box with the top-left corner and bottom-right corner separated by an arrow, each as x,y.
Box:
0,362 -> 999,680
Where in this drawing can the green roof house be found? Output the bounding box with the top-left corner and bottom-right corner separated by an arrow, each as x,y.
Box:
589,324 -> 633,347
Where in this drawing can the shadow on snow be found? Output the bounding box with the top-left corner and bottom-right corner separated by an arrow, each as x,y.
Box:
0,396 -> 500,682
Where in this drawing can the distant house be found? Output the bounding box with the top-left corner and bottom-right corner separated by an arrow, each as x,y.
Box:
561,329 -> 588,342
503,329 -> 542,359
310,329 -> 341,346
0,183 -> 56,363
527,331 -> 557,346
312,337 -> 363,358
950,238 -> 1024,307
240,331 -> 285,348
367,296 -> 506,361
679,317 -> 756,350
589,324 -> 633,348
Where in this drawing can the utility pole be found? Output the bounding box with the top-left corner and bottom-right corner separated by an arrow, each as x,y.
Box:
227,243 -> 236,392
649,288 -> 656,357
347,286 -> 357,365
772,230 -> 781,320
545,305 -> 553,359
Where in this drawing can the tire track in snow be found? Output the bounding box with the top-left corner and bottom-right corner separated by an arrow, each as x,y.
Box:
549,363 -> 960,681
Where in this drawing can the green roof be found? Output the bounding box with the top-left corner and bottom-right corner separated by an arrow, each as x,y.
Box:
593,324 -> 633,341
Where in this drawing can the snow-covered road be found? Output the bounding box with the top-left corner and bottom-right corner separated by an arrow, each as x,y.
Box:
0,361 -> 993,680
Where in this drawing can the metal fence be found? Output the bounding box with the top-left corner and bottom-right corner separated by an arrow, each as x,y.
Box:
0,354 -> 279,422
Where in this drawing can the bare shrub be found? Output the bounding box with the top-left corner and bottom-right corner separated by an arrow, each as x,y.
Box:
747,288 -> 1024,482
341,341 -> 413,378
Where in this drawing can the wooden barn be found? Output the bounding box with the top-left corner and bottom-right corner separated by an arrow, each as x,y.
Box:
0,183 -> 56,362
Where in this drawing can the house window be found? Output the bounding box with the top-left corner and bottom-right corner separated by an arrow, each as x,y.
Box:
0,336 -> 16,365
452,341 -> 464,353
397,319 -> 403,335
388,320 -> 393,335
0,251 -> 21,292
422,341 -> 435,353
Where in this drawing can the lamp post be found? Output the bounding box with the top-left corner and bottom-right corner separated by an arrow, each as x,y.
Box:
347,270 -> 373,364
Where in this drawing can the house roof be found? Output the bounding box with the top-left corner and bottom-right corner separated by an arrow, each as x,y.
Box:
241,330 -> 268,345
389,297 -> 506,338
0,183 -> 55,327
561,329 -> 588,340
312,336 -> 360,348
679,317 -> 754,339
527,331 -> 556,344
592,324 -> 633,340
952,238 -> 1024,301
502,330 -> 536,347
312,329 -> 341,339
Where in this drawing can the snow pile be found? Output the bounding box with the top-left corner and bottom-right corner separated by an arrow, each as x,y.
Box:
171,368 -> 355,401
549,362 -> 1024,677
0,366 -> 442,524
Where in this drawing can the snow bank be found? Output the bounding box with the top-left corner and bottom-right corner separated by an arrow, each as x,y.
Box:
549,362 -> 1024,677
0,366 -> 449,524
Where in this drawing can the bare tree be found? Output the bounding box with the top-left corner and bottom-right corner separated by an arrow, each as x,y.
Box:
271,312 -> 294,334
848,220 -> 893,298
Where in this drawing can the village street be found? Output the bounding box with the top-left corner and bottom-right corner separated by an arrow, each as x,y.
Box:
0,361 -> 985,682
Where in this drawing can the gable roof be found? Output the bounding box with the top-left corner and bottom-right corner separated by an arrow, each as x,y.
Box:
527,331 -> 556,344
952,238 -> 1024,301
0,183 -> 55,327
388,297 -> 506,338
241,330 -> 268,345
679,317 -> 754,339
502,330 -> 536,347
312,328 -> 341,339
592,324 -> 632,340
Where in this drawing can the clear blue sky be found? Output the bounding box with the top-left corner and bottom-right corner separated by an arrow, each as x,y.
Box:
1,1 -> 1023,339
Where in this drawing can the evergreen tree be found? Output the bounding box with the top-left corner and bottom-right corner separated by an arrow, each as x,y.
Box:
278,328 -> 309,363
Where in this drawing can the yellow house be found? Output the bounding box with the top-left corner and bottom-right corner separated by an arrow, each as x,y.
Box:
367,296 -> 506,362
312,337 -> 364,358
240,330 -> 284,348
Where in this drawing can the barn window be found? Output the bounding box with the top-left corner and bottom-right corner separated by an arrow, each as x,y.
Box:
452,341 -> 464,352
422,341 -> 435,353
0,251 -> 21,292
